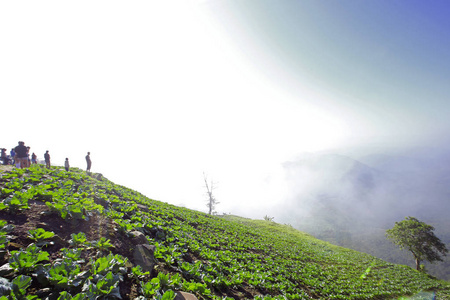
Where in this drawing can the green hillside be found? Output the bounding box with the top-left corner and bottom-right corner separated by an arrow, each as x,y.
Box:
0,165 -> 449,299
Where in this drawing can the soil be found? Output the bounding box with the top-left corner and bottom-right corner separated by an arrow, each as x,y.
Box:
0,199 -> 140,299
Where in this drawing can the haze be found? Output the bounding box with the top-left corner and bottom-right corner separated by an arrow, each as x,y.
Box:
2,1 -> 450,218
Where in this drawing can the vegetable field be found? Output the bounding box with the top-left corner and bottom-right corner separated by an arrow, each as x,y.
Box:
0,165 -> 449,299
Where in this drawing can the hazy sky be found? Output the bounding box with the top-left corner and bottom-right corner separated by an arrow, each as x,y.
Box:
2,1 -> 450,217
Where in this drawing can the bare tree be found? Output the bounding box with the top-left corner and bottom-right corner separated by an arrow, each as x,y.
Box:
203,172 -> 219,215
264,215 -> 274,222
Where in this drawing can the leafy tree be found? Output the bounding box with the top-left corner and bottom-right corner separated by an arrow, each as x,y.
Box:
386,216 -> 448,271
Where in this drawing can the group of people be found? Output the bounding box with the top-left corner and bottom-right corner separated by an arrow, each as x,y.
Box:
1,143 -> 37,167
1,141 -> 92,173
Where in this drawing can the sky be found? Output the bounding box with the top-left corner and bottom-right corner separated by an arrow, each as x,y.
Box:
2,1 -> 450,218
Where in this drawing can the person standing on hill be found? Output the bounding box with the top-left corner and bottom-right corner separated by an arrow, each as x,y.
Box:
44,150 -> 51,169
31,153 -> 37,164
64,158 -> 70,171
14,141 -> 28,169
86,152 -> 91,172
26,147 -> 31,167
1,148 -> 8,165
10,148 -> 15,165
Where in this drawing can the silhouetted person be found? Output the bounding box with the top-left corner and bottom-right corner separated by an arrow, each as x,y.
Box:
86,152 -> 91,172
26,146 -> 31,167
31,153 -> 37,164
64,158 -> 70,171
14,141 -> 28,169
10,148 -> 15,165
44,150 -> 51,169
1,148 -> 7,165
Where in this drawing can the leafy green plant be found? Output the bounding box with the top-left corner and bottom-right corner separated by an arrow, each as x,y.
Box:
130,265 -> 150,281
0,192 -> 31,212
114,219 -> 135,233
182,281 -> 211,296
46,201 -> 83,221
57,291 -> 88,300
9,244 -> 50,274
156,272 -> 183,292
0,220 -> 14,251
90,254 -> 127,277
82,272 -> 121,300
28,228 -> 55,247
9,275 -> 37,300
91,237 -> 114,254
60,248 -> 83,262
0,188 -> 14,199
159,290 -> 176,300
69,233 -> 90,248
46,194 -> 103,222
45,259 -> 88,290
140,278 -> 160,298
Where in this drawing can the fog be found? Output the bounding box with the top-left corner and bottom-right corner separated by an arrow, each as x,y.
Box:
2,0 -> 450,279
229,144 -> 449,280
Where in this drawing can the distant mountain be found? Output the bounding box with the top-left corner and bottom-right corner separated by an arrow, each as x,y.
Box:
358,150 -> 450,218
277,149 -> 450,280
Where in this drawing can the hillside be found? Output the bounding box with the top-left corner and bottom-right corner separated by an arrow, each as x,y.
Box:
279,152 -> 450,280
0,165 -> 449,299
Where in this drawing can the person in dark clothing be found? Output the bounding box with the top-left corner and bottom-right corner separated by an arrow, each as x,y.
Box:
31,153 -> 37,164
14,141 -> 28,169
64,158 -> 70,171
44,151 -> 51,169
26,147 -> 31,168
1,149 -> 7,165
10,149 -> 15,165
86,152 -> 91,172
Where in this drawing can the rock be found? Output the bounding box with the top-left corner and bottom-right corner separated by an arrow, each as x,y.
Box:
0,277 -> 11,295
129,231 -> 148,245
0,251 -> 7,262
133,244 -> 157,273
35,288 -> 52,298
137,204 -> 149,213
175,292 -> 198,300
0,263 -> 14,277
51,234 -> 69,248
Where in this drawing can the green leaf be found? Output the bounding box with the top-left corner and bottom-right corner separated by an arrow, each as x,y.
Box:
28,228 -> 55,241
141,278 -> 160,298
160,290 -> 176,300
12,275 -> 32,296
69,232 -> 89,247
57,292 -> 88,300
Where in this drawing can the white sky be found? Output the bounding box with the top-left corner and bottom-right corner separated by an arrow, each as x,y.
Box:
2,1 -> 435,218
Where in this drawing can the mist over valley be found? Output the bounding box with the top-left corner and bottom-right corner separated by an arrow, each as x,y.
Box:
265,146 -> 450,280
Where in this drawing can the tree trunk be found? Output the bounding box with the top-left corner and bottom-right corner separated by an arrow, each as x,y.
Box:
415,258 -> 421,271
203,173 -> 215,215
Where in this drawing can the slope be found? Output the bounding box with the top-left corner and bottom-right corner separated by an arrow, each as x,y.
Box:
279,153 -> 450,280
0,165 -> 449,299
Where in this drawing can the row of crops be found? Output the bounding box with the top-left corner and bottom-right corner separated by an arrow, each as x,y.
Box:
0,164 -> 449,299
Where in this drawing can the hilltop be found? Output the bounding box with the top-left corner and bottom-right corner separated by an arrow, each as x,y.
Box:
0,165 -> 449,299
